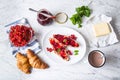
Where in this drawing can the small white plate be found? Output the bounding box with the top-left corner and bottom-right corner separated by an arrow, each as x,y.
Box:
43,27 -> 86,64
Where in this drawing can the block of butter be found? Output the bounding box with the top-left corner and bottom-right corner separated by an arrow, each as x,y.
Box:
93,22 -> 111,37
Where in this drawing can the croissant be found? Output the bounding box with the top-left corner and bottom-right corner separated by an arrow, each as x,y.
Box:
16,52 -> 31,74
26,49 -> 49,69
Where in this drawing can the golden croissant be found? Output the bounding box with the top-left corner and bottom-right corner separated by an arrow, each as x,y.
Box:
26,49 -> 49,69
16,52 -> 31,74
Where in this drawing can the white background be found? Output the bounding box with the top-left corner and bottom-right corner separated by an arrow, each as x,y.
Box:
0,0 -> 120,80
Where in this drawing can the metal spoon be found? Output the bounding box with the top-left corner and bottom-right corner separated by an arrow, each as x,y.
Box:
29,8 -> 38,12
29,8 -> 56,19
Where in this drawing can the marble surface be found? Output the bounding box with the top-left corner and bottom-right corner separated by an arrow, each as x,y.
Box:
0,0 -> 120,80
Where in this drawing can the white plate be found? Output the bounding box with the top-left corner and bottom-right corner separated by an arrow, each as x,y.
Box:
43,27 -> 86,64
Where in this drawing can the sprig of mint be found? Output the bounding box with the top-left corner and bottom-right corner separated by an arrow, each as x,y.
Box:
74,50 -> 79,55
70,6 -> 91,28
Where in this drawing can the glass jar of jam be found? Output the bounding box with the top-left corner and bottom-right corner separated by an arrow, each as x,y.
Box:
37,9 -> 54,26
29,8 -> 68,26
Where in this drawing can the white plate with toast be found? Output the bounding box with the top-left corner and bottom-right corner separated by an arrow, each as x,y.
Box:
43,27 -> 86,64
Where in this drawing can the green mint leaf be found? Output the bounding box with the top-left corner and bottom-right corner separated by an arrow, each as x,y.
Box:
63,39 -> 67,43
56,48 -> 61,53
76,7 -> 84,16
84,10 -> 91,17
78,24 -> 82,28
74,52 -> 78,55
74,50 -> 79,52
74,53 -> 78,55
70,17 -> 75,25
74,50 -> 79,55
70,14 -> 78,25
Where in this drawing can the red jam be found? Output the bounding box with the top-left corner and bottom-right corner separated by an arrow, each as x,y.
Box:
47,34 -> 79,61
9,25 -> 34,47
37,9 -> 53,25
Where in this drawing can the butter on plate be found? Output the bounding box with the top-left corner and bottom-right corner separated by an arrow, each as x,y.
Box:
93,22 -> 111,37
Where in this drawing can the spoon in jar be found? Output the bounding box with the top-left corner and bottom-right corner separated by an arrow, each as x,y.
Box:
29,8 -> 68,24
29,8 -> 56,19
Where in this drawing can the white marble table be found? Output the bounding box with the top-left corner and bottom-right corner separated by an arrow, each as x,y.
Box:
0,0 -> 120,80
